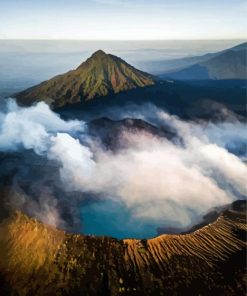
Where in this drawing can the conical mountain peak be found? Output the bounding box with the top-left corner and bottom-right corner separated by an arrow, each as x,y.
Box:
15,51 -> 156,108
91,49 -> 107,57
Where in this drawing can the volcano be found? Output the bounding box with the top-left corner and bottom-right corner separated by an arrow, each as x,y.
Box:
0,199 -> 246,295
15,50 -> 156,108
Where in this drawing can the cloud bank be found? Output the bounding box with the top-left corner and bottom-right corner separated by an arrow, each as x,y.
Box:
0,99 -> 246,231
0,100 -> 83,154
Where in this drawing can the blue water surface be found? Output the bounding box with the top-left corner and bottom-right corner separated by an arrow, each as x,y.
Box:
80,199 -> 161,239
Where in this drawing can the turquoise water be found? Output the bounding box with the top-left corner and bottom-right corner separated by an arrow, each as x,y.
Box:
80,199 -> 160,239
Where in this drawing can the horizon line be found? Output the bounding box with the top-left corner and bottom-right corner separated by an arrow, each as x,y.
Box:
0,38 -> 246,42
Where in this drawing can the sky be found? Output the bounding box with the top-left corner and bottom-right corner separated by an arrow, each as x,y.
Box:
0,0 -> 247,40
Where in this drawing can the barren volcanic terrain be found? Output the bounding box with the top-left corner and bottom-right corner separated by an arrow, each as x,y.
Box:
0,200 -> 246,296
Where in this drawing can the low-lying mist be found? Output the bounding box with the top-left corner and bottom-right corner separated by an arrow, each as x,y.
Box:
0,99 -> 246,238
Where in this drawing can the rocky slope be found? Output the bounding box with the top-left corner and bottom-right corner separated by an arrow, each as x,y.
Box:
0,200 -> 246,295
88,117 -> 179,150
15,50 -> 156,108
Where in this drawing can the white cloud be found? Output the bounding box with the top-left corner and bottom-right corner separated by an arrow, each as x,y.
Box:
1,99 -> 246,227
0,99 -> 83,154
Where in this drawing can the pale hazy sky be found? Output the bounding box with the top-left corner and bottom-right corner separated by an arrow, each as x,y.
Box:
0,0 -> 247,40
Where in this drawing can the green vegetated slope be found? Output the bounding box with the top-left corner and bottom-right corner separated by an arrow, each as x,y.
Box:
15,50 -> 155,108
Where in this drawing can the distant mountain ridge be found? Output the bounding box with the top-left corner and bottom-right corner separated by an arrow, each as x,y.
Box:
15,50 -> 156,108
14,44 -> 247,115
160,42 -> 247,80
140,42 -> 246,75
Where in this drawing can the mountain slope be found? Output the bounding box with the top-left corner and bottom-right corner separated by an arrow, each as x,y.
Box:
141,42 -> 246,75
88,117 -> 179,150
142,52 -> 220,75
160,42 -> 247,80
0,201 -> 246,295
15,50 -> 156,108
